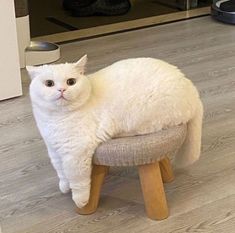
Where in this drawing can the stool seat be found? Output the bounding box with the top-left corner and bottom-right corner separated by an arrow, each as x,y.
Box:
94,124 -> 187,166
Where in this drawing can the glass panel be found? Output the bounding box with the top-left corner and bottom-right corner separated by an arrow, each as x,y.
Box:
28,0 -> 213,38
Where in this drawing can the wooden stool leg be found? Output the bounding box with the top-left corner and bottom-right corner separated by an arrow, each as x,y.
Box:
77,165 -> 109,215
159,157 -> 174,183
138,162 -> 169,220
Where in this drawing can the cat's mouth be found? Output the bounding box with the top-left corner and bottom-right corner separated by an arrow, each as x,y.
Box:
57,95 -> 67,101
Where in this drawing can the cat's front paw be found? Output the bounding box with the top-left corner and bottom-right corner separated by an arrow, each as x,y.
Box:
59,180 -> 70,194
72,189 -> 90,208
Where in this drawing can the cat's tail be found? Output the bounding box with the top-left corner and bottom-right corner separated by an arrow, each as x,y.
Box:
174,100 -> 203,168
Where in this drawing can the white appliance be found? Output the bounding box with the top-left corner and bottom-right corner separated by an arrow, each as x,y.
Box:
0,0 -> 22,101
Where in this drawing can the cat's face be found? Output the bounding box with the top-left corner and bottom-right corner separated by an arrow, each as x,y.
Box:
27,55 -> 91,112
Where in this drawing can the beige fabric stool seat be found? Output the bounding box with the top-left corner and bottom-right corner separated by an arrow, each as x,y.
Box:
77,124 -> 187,220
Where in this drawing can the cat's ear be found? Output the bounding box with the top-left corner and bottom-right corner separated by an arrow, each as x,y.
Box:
74,54 -> 88,75
26,65 -> 42,80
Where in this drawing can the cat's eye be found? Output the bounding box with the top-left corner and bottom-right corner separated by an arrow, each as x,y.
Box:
67,78 -> 76,86
45,80 -> 54,87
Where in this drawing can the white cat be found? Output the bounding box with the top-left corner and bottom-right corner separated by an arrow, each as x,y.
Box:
27,55 -> 203,208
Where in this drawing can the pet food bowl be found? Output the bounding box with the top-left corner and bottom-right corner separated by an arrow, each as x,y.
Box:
25,41 -> 60,66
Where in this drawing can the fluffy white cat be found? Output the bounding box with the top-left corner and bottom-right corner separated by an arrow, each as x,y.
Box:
27,55 -> 203,208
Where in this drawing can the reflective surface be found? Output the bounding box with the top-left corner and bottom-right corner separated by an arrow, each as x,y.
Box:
26,41 -> 59,51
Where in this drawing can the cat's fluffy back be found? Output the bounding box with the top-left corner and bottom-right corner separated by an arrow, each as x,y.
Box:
88,57 -> 201,135
89,57 -> 199,109
89,58 -> 196,99
91,58 -> 181,82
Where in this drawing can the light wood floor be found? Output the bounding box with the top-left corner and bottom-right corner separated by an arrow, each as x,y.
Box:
1,16 -> 235,233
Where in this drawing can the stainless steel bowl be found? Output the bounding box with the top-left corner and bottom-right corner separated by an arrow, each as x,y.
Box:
26,41 -> 59,52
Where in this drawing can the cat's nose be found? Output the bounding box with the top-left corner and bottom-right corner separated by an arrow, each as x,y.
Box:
58,88 -> 66,92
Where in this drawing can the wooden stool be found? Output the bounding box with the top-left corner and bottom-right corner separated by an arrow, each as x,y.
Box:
77,125 -> 187,220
